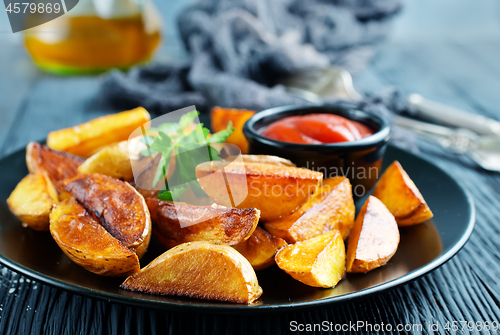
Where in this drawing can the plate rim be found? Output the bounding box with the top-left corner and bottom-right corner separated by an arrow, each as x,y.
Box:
0,145 -> 476,313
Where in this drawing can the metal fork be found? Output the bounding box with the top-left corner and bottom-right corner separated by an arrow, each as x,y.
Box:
280,66 -> 500,172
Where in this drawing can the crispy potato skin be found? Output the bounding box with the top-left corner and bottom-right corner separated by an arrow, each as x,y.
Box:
233,227 -> 287,271
196,161 -> 323,221
63,174 -> 151,259
265,177 -> 355,243
7,173 -> 58,231
121,241 -> 263,304
211,107 -> 256,154
50,199 -> 140,276
346,196 -> 399,273
275,230 -> 345,288
26,142 -> 84,193
147,198 -> 259,249
47,107 -> 150,158
373,161 -> 433,226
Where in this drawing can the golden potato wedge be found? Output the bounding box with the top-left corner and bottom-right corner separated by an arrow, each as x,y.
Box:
47,107 -> 150,158
196,161 -> 323,221
50,199 -> 140,276
346,196 -> 399,273
63,174 -> 151,259
211,107 -> 256,154
7,173 -> 58,231
264,176 -> 355,243
78,140 -> 133,180
372,161 -> 433,226
121,241 -> 263,304
264,188 -> 324,242
26,142 -> 84,193
233,226 -> 287,271
78,136 -> 177,185
147,198 -> 259,249
275,230 -> 345,288
396,202 -> 434,226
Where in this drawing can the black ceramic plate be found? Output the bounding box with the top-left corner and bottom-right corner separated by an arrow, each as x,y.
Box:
0,145 -> 474,313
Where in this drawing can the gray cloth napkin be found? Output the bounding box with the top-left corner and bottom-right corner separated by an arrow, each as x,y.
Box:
100,0 -> 401,114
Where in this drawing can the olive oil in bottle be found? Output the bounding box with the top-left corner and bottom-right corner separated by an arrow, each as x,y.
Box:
24,0 -> 161,75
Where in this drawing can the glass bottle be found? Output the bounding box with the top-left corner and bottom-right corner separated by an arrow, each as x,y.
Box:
24,0 -> 162,75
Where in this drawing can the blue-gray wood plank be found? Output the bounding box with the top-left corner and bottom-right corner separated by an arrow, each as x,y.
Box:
1,0 -> 500,334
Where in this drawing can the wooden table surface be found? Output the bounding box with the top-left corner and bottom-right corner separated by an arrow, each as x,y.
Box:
1,1 -> 500,334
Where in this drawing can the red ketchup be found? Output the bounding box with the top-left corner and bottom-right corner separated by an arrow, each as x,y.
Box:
261,114 -> 373,144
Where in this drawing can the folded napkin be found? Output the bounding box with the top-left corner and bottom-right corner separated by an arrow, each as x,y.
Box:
100,0 -> 401,114
99,1 -> 416,149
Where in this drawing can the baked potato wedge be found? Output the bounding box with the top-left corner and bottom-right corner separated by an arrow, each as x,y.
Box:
50,199 -> 140,276
372,161 -> 433,226
275,230 -> 345,288
264,176 -> 355,243
79,136 -> 177,185
7,173 -> 58,231
346,196 -> 399,273
121,241 -> 263,304
233,227 -> 287,271
196,161 -> 323,221
26,142 -> 84,193
47,107 -> 150,158
211,107 -> 256,154
77,140 -> 133,180
147,198 -> 259,249
63,174 -> 151,259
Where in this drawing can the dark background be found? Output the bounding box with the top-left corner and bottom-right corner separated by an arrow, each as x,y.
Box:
1,1 -> 500,334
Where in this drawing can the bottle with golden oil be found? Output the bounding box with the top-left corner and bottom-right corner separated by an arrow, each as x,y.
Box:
24,0 -> 162,75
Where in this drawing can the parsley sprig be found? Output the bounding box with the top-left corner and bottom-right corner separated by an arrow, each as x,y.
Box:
141,110 -> 233,201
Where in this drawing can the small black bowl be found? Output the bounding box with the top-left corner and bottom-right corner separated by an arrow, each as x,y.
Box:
243,104 -> 391,195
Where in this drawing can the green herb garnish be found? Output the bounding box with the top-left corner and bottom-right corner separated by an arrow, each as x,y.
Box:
141,110 -> 233,201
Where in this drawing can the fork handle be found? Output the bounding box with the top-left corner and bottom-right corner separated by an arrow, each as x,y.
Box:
407,94 -> 500,136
